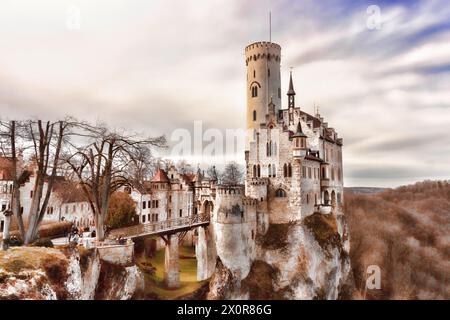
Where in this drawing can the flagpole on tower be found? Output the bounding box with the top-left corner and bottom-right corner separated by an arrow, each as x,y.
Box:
269,11 -> 272,43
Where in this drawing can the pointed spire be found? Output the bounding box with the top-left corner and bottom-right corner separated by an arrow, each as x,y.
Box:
292,120 -> 307,138
287,69 -> 296,109
287,69 -> 296,96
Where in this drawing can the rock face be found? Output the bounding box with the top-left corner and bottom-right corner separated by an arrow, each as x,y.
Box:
208,211 -> 354,300
0,246 -> 144,300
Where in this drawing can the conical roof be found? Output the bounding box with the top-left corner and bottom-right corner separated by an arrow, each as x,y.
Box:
292,121 -> 307,138
287,71 -> 296,96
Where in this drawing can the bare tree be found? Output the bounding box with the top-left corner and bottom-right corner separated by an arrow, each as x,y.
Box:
23,120 -> 72,244
64,123 -> 165,241
0,121 -> 29,241
206,165 -> 219,181
176,159 -> 193,175
220,162 -> 244,185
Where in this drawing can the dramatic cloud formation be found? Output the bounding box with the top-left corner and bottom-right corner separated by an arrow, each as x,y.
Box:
0,0 -> 449,187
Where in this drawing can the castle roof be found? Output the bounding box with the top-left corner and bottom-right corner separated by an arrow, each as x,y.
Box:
287,71 -> 296,96
292,121 -> 307,138
151,169 -> 169,183
192,168 -> 203,183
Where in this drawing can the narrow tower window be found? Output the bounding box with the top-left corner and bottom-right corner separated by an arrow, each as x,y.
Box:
268,69 -> 271,77
251,86 -> 258,97
253,110 -> 257,121
253,70 -> 256,78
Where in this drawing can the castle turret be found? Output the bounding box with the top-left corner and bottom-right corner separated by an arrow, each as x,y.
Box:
245,41 -> 282,148
292,121 -> 307,158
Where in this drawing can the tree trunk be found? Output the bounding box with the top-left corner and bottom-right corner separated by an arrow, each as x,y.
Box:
24,176 -> 45,244
9,121 -> 25,239
2,214 -> 11,250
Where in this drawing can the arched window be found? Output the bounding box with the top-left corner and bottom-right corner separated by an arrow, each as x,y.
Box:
257,165 -> 261,177
253,110 -> 257,121
272,164 -> 276,177
272,142 -> 277,156
251,86 -> 258,97
275,189 -> 286,197
288,163 -> 292,177
253,165 -> 257,178
268,164 -> 271,177
283,164 -> 287,177
266,142 -> 269,156
306,194 -> 309,204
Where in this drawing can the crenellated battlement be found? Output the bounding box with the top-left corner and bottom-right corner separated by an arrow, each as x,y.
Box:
245,41 -> 281,52
245,42 -> 281,65
216,185 -> 244,195
248,178 -> 269,186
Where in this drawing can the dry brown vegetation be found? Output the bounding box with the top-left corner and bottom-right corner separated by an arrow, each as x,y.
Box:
344,180 -> 450,299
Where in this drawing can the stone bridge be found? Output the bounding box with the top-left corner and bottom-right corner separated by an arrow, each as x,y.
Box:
109,211 -> 214,289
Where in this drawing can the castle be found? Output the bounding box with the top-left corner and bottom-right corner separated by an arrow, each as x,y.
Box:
0,40 -> 345,291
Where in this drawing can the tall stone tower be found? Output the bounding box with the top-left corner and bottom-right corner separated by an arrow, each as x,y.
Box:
245,41 -> 282,148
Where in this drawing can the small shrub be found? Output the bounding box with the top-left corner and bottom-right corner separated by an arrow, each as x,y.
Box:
32,237 -> 54,248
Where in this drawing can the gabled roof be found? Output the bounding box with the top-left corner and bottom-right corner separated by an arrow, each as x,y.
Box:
150,169 -> 169,183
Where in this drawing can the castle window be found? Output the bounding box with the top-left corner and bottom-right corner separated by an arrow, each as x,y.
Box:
253,110 -> 257,121
179,209 -> 182,217
272,164 -> 276,177
283,164 -> 287,177
288,163 -> 292,177
257,165 -> 261,177
253,70 -> 256,78
253,165 -> 257,178
268,68 -> 270,77
142,201 -> 146,209
251,86 -> 258,98
306,194 -> 309,204
142,215 -> 146,223
278,87 -> 281,98
275,189 -> 286,197
268,164 -> 271,177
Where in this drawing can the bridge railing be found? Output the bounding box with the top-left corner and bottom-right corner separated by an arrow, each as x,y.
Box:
109,214 -> 209,239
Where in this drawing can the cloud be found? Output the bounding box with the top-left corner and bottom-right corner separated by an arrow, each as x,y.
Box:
0,0 -> 449,187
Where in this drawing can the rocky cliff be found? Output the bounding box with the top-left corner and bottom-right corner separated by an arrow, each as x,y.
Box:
0,245 -> 144,300
208,211 -> 354,300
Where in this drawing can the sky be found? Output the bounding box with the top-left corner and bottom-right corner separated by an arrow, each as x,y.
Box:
0,0 -> 449,187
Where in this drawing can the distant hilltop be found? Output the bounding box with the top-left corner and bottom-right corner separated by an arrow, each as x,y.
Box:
344,187 -> 389,195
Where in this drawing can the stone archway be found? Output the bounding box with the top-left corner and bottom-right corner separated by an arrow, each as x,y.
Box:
203,200 -> 214,216
324,190 -> 330,206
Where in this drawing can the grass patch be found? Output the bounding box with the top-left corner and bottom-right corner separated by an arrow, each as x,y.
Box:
0,247 -> 67,273
256,223 -> 295,250
136,245 -> 205,299
241,260 -> 286,299
303,212 -> 341,254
